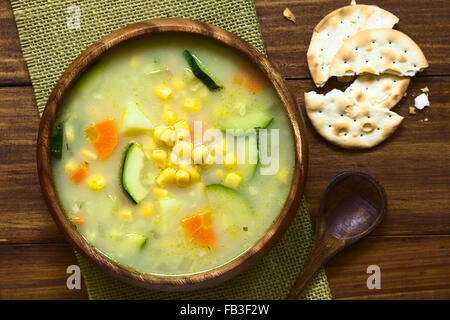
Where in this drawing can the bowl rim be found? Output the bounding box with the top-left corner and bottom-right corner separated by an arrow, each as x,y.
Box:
36,18 -> 309,291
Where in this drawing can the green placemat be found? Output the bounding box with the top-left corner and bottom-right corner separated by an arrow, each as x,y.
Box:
11,0 -> 331,300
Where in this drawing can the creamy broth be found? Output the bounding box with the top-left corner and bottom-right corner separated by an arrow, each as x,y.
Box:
51,33 -> 295,275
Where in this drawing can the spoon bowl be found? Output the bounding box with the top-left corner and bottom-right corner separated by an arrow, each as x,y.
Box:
287,171 -> 386,299
322,171 -> 386,240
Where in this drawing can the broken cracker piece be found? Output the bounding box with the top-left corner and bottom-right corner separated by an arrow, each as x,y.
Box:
304,90 -> 403,149
409,107 -> 416,115
330,29 -> 429,80
283,8 -> 296,24
307,6 -> 398,87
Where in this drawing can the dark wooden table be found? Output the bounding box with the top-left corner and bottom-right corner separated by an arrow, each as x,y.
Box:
0,0 -> 449,299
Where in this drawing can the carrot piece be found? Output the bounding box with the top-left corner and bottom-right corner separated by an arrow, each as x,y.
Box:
86,119 -> 118,160
181,210 -> 216,247
73,216 -> 85,225
70,165 -> 88,184
192,225 -> 216,248
232,66 -> 263,93
181,213 -> 203,234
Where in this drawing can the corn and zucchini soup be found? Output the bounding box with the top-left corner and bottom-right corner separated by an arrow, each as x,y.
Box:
51,33 -> 295,275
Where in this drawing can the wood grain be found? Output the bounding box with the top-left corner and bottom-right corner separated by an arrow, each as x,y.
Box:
255,0 -> 450,78
0,243 -> 87,299
0,87 -> 65,244
0,0 -> 449,299
1,236 -> 449,300
2,0 -> 450,83
288,76 -> 450,236
328,235 -> 450,299
0,76 -> 447,245
0,0 -> 29,85
288,172 -> 387,299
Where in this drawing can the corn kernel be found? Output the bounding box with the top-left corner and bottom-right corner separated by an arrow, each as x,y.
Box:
192,145 -> 209,165
183,165 -> 201,183
174,120 -> 190,131
214,169 -> 225,180
175,128 -> 190,141
277,167 -> 288,183
224,172 -> 242,189
173,120 -> 191,141
64,160 -> 77,173
140,202 -> 154,217
153,187 -> 169,197
205,152 -> 217,165
153,84 -> 172,100
142,134 -> 156,159
87,175 -> 106,191
159,128 -> 176,147
163,109 -> 177,125
73,216 -> 85,225
172,78 -> 185,90
153,125 -> 168,141
155,167 -> 176,187
182,98 -> 200,111
151,149 -> 168,169
64,124 -> 75,143
119,209 -> 133,221
224,152 -> 237,169
173,141 -> 193,162
81,149 -> 98,162
175,169 -> 190,187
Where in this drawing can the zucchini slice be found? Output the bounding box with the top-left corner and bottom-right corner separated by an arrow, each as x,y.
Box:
110,232 -> 148,256
205,184 -> 253,215
220,109 -> 273,133
183,50 -> 223,90
121,142 -> 148,204
235,133 -> 258,182
51,123 -> 64,159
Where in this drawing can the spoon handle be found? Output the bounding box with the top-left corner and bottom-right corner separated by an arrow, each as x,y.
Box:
286,242 -> 330,300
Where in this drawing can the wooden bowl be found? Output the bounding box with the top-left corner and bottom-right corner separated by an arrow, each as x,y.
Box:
37,18 -> 308,291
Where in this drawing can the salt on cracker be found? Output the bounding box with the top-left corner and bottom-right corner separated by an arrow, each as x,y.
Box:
345,74 -> 410,109
329,28 -> 428,78
304,89 -> 403,148
307,5 -> 398,87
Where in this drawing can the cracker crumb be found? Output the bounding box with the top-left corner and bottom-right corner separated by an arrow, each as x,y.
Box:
421,86 -> 430,93
350,0 -> 357,5
283,8 -> 296,24
424,117 -> 429,122
409,107 -> 416,115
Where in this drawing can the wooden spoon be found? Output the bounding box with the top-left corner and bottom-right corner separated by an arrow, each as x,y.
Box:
286,171 -> 387,299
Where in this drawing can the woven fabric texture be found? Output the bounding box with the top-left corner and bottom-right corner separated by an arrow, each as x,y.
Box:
11,0 -> 331,300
